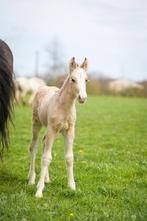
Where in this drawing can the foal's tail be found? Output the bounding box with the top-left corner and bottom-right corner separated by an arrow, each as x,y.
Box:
0,40 -> 15,158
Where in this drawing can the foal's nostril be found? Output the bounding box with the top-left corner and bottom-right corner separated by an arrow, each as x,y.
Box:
78,95 -> 86,103
78,95 -> 82,100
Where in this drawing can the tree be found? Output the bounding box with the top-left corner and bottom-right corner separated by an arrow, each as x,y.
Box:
46,38 -> 65,77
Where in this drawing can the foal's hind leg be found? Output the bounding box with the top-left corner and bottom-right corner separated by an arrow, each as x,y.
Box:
28,122 -> 41,185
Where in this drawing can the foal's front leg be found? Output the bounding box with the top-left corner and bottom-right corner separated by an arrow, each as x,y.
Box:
42,136 -> 50,183
64,126 -> 76,190
36,127 -> 55,198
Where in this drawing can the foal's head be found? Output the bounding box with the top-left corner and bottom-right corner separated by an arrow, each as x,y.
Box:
69,57 -> 88,103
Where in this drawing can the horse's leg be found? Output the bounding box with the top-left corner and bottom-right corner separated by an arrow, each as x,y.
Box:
28,122 -> 41,185
42,136 -> 50,183
15,89 -> 20,104
21,91 -> 26,105
36,127 -> 55,198
63,126 -> 76,190
45,169 -> 50,183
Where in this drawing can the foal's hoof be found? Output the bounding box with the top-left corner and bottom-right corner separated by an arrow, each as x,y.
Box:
35,191 -> 43,198
28,172 -> 36,185
68,182 -> 76,191
45,178 -> 50,184
28,179 -> 35,185
45,175 -> 50,183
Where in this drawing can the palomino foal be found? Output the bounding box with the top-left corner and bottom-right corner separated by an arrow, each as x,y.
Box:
28,57 -> 88,197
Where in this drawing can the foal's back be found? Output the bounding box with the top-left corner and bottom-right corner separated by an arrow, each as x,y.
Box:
33,86 -> 59,126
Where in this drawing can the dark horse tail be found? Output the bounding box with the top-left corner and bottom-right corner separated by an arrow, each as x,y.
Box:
0,40 -> 15,157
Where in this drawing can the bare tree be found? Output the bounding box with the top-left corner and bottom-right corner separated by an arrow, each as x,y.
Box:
46,38 -> 65,77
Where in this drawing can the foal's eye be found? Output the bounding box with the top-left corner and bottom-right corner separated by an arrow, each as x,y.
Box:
72,78 -> 76,83
85,79 -> 88,83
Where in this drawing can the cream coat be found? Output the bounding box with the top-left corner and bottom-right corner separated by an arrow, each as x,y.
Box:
28,57 -> 88,198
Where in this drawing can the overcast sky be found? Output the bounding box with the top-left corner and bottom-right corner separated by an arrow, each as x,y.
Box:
1,0 -> 147,81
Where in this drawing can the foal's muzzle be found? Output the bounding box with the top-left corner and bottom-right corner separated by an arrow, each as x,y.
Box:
78,95 -> 87,104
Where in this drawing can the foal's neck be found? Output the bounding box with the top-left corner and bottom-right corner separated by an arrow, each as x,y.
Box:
58,76 -> 76,111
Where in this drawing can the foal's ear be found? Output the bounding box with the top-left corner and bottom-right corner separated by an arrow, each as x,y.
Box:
80,58 -> 88,71
69,57 -> 77,73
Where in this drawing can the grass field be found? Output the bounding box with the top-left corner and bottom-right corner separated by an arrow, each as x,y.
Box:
0,96 -> 147,221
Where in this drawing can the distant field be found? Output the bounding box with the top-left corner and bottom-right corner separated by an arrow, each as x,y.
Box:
0,96 -> 147,221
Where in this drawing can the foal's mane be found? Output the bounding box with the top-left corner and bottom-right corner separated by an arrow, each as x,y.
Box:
0,40 -> 15,157
59,74 -> 70,94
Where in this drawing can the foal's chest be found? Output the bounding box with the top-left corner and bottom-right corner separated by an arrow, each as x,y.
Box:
50,113 -> 75,131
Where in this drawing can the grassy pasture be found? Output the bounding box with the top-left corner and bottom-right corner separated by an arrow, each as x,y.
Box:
0,96 -> 147,221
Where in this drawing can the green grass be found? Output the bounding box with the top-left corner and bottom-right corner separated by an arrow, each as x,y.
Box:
0,96 -> 147,221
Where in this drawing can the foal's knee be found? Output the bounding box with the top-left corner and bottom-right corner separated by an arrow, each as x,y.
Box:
65,155 -> 73,166
29,139 -> 37,154
42,155 -> 52,167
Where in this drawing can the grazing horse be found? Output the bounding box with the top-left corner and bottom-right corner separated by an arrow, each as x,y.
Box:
28,57 -> 88,197
0,40 -> 14,157
15,77 -> 46,105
